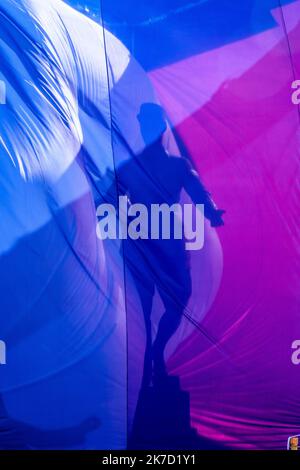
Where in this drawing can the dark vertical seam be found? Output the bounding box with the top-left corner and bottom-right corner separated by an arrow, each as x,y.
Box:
98,0 -> 130,450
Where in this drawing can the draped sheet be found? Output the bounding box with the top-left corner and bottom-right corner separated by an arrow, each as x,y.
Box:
0,0 -> 299,450
0,0 -> 128,449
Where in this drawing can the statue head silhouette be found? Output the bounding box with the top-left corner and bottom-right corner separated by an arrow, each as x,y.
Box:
138,103 -> 167,147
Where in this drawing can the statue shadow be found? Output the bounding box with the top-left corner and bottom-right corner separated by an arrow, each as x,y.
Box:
129,375 -> 226,450
0,396 -> 100,450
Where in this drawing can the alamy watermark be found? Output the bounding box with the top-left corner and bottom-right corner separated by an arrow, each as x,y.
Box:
0,80 -> 6,104
291,340 -> 300,365
0,340 -> 6,365
96,196 -> 205,251
291,80 -> 300,105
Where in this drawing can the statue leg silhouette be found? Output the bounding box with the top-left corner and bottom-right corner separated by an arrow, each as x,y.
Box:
139,285 -> 154,387
153,269 -> 192,378
152,309 -> 182,377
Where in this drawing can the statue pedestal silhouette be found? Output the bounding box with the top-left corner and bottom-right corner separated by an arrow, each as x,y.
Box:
129,375 -> 221,450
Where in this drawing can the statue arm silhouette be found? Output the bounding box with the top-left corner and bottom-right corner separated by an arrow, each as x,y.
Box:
183,161 -> 225,227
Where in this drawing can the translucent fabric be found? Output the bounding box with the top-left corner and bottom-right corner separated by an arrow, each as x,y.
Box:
0,0 -> 299,450
0,0 -> 127,449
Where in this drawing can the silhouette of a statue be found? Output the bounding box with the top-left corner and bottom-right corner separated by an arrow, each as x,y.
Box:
105,103 -> 224,386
